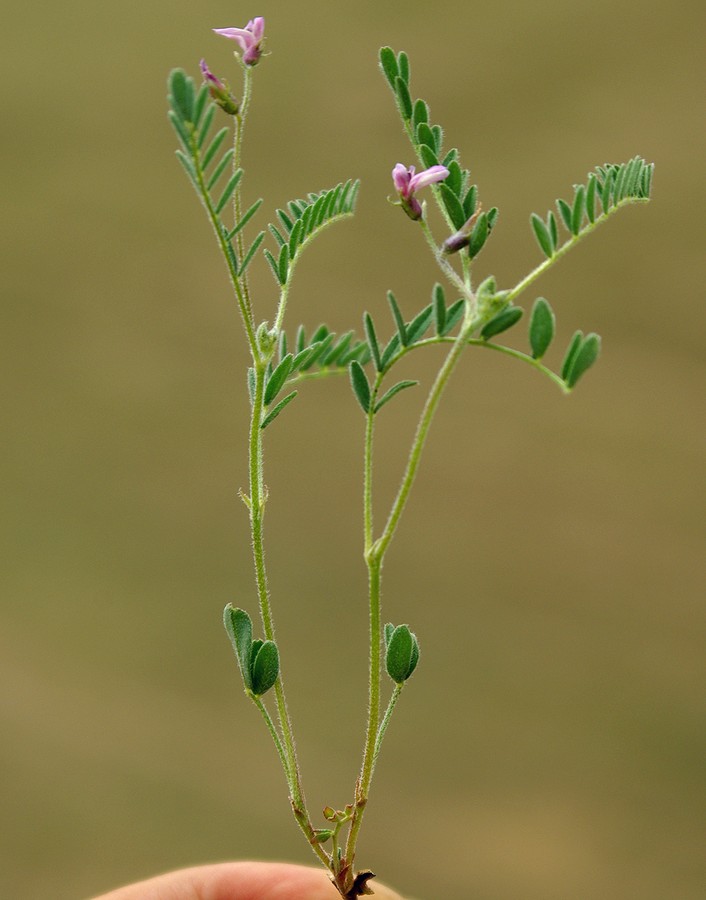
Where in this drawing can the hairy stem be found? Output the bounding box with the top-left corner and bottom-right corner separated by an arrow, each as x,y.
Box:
233,67 -> 254,317
191,129 -> 258,355
248,362 -> 329,868
507,196 -> 650,304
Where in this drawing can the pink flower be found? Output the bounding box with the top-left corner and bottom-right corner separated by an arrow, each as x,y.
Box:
392,163 -> 449,220
213,17 -> 265,67
199,59 -> 239,115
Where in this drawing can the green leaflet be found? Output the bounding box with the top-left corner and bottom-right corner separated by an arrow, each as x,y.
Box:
374,380 -> 418,413
238,231 -> 265,275
250,641 -> 280,696
364,312 -> 383,372
385,624 -> 420,684
224,605 -> 254,692
561,330 -> 584,381
395,76 -> 413,119
260,391 -> 297,429
468,212 -> 489,258
481,306 -> 523,339
387,291 -> 409,347
565,333 -> 601,387
379,47 -> 398,87
349,360 -> 371,413
223,605 -> 279,696
227,197 -> 262,240
433,283 -> 446,336
531,213 -> 554,258
439,184 -> 466,230
528,297 -> 556,359
168,69 -> 195,122
264,354 -> 293,405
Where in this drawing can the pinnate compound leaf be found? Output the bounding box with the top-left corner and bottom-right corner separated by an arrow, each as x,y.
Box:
267,181 -> 359,285
349,360 -> 371,413
529,297 -> 556,359
531,158 -> 653,251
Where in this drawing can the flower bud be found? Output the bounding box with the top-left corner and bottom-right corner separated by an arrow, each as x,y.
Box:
200,59 -> 239,116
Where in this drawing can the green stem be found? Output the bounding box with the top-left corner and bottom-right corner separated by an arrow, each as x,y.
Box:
344,557 -> 382,865
233,68 -> 254,317
190,131 -> 257,356
507,197 -> 650,305
374,317 -> 472,562
363,380 -> 378,553
373,684 -> 404,766
252,694 -> 289,778
248,362 -> 329,866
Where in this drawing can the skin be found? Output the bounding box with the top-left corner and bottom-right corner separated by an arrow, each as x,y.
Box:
92,862 -> 405,900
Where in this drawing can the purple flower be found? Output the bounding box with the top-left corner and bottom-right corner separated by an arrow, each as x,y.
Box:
392,163 -> 449,220
200,59 -> 239,115
213,17 -> 265,67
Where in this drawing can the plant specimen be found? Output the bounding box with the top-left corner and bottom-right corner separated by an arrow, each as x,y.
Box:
167,18 -> 653,898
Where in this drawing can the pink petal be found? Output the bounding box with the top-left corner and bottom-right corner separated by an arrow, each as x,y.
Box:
249,17 -> 265,41
409,166 -> 449,192
392,163 -> 412,195
213,27 -> 252,52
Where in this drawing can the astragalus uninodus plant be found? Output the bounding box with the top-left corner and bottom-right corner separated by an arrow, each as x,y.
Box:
167,17 -> 653,898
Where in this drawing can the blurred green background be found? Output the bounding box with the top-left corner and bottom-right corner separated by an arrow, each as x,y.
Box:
2,1 -> 704,898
